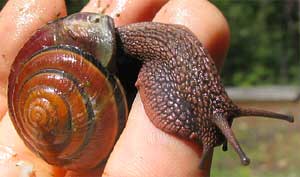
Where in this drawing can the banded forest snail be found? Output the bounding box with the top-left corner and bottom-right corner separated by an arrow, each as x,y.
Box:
8,12 -> 294,171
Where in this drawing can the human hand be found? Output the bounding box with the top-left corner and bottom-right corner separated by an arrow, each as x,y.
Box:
0,0 -> 230,176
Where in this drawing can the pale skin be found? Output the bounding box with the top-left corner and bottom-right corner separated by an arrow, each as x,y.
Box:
0,0 -> 230,176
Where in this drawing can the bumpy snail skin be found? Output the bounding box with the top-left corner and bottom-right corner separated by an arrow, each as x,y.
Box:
116,21 -> 294,168
8,12 -> 294,171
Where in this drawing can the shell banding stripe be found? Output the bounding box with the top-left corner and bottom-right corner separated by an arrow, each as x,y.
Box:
19,69 -> 95,160
8,45 -> 128,169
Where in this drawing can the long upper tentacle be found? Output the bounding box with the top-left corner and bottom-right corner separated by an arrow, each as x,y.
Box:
235,108 -> 294,122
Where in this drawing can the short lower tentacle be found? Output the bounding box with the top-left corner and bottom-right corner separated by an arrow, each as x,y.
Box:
222,140 -> 228,151
212,113 -> 250,166
199,146 -> 213,169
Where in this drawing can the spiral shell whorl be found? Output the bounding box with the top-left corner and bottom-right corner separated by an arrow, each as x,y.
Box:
8,13 -> 128,170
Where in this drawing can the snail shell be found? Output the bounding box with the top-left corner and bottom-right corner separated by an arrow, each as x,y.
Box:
8,13 -> 127,170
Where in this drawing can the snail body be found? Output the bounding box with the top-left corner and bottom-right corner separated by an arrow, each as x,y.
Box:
8,12 -> 294,171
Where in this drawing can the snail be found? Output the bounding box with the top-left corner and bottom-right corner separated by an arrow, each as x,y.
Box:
8,12 -> 294,171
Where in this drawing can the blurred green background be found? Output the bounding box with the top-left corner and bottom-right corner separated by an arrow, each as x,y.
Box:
214,0 -> 300,87
1,1 -> 299,177
211,2 -> 299,177
1,0 -> 299,87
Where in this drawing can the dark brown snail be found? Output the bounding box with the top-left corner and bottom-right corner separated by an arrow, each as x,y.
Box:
8,12 -> 294,171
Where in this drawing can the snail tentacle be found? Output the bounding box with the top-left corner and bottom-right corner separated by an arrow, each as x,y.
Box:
198,146 -> 213,169
235,107 -> 294,122
212,113 -> 250,166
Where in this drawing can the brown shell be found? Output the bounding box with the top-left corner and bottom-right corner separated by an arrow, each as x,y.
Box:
8,13 -> 127,170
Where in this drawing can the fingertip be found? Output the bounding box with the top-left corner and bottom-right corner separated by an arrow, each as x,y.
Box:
81,0 -> 168,26
0,0 -> 67,97
153,0 -> 230,70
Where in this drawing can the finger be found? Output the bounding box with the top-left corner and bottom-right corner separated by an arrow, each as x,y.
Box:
0,0 -> 67,101
69,0 -> 229,176
81,0 -> 168,26
153,0 -> 230,70
0,0 -> 67,176
65,1 -> 168,177
0,94 -> 6,120
104,0 -> 230,177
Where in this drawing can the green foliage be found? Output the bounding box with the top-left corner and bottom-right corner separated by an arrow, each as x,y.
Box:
211,118 -> 300,177
0,0 -> 7,10
1,1 -> 298,86
213,0 -> 300,86
65,0 -> 89,14
64,0 -> 300,86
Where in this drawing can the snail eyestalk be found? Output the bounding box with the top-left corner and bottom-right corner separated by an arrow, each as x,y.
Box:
235,108 -> 294,123
198,147 -> 213,169
212,113 -> 250,166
